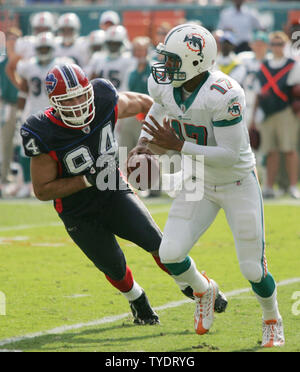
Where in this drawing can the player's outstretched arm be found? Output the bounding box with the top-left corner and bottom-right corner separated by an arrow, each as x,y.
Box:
117,92 -> 153,119
31,153 -> 87,201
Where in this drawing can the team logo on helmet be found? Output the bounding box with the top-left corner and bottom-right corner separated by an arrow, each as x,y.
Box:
45,72 -> 58,94
184,33 -> 205,60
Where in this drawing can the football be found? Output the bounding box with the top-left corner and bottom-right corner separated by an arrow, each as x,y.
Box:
127,153 -> 160,191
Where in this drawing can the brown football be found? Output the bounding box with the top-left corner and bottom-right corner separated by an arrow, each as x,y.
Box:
127,153 -> 160,191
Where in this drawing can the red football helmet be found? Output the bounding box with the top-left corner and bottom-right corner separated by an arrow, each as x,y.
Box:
45,64 -> 95,128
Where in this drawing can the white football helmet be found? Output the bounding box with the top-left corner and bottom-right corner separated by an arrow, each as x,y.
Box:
88,30 -> 106,53
152,24 -> 217,88
105,25 -> 128,57
31,12 -> 55,35
99,10 -> 120,29
57,13 -> 81,45
34,32 -> 55,63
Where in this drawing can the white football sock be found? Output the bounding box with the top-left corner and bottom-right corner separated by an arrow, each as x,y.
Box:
255,287 -> 281,320
173,258 -> 209,294
121,281 -> 143,302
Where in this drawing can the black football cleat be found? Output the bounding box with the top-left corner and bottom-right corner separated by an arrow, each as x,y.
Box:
130,291 -> 160,325
181,286 -> 228,313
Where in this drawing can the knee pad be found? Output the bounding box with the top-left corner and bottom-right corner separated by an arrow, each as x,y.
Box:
239,260 -> 263,283
235,211 -> 260,241
159,238 -> 188,264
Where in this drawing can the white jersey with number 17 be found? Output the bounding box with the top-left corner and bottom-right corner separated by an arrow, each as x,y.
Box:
147,70 -> 255,185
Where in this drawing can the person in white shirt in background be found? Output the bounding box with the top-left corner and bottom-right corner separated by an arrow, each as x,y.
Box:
14,32 -> 72,198
87,25 -> 134,90
83,30 -> 107,78
55,13 -> 87,67
217,0 -> 262,53
6,11 -> 55,87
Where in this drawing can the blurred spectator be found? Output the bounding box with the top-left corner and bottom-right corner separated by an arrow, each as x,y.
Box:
251,31 -> 300,199
150,22 -> 172,62
13,32 -> 73,198
216,31 -> 246,85
55,12 -> 88,67
128,36 -> 152,95
6,12 -> 55,88
87,29 -> 106,56
0,28 -> 21,197
217,0 -> 262,53
239,30 -> 270,127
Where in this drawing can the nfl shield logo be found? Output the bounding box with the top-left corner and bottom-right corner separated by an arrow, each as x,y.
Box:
45,73 -> 58,94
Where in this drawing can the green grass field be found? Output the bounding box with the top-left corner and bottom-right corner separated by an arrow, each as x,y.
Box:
0,198 -> 299,352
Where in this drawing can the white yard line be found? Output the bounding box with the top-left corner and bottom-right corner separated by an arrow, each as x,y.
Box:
0,277 -> 299,348
0,222 -> 62,232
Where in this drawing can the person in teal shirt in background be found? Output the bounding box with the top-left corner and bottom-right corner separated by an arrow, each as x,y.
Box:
128,36 -> 152,96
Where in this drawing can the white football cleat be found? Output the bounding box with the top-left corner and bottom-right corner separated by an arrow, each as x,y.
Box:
194,275 -> 218,335
262,317 -> 285,347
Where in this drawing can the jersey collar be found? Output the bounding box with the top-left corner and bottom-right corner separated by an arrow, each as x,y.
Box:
44,107 -> 92,130
173,71 -> 210,113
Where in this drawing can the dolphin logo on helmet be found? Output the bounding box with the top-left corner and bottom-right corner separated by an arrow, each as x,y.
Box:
183,33 -> 205,61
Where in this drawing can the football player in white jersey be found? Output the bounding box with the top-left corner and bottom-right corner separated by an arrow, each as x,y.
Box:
129,24 -> 284,347
55,13 -> 88,67
16,32 -> 72,121
83,30 -> 106,78
15,32 -> 72,197
87,25 -> 135,91
6,11 -> 55,88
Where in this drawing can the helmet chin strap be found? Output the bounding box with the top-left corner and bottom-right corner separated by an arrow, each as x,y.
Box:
171,80 -> 185,88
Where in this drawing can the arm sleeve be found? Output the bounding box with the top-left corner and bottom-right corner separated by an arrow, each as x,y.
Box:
139,75 -> 167,140
16,59 -> 26,79
20,125 -> 50,157
181,123 -> 243,167
139,102 -> 167,140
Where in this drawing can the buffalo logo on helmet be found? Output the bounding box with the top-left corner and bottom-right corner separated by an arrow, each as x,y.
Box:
184,33 -> 205,60
45,72 -> 58,94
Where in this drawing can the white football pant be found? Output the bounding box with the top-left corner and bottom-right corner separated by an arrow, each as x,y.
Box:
159,171 -> 267,284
